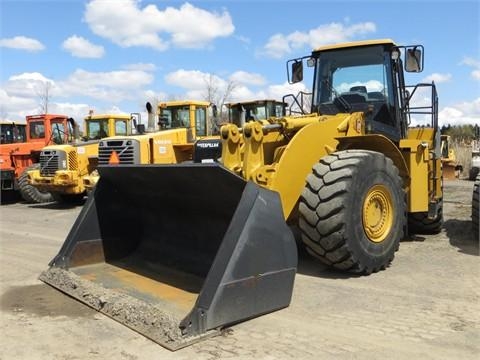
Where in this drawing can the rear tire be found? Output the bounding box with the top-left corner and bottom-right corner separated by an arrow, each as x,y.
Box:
408,204 -> 443,234
298,150 -> 405,274
473,175 -> 479,241
18,164 -> 54,203
469,167 -> 479,181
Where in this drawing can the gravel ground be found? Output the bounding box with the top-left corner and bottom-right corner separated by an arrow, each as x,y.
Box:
0,179 -> 478,360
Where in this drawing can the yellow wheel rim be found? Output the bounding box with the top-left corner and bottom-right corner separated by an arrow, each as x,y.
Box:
362,184 -> 394,243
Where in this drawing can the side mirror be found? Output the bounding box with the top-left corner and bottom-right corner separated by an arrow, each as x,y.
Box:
405,46 -> 423,72
291,61 -> 303,83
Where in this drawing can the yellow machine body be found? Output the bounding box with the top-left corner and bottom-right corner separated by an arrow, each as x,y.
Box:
40,39 -> 443,350
28,114 -> 133,201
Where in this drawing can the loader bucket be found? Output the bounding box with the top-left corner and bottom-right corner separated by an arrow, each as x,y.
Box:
39,163 -> 297,350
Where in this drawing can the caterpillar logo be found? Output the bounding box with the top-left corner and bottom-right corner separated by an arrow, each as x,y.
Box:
196,142 -> 219,148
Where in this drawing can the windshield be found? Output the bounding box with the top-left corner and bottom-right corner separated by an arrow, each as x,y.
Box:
158,106 -> 190,129
313,45 -> 394,119
51,121 -> 67,144
0,124 -> 26,144
87,119 -> 109,139
229,102 -> 285,127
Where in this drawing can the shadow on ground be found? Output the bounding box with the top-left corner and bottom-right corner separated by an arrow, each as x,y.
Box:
444,219 -> 479,256
295,243 -> 363,280
0,283 -> 95,318
27,199 -> 85,210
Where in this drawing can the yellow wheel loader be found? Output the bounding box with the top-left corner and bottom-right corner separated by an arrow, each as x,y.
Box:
81,101 -> 221,191
226,99 -> 287,126
27,113 -> 134,203
40,39 -> 442,349
440,134 -> 462,180
95,100 -> 220,166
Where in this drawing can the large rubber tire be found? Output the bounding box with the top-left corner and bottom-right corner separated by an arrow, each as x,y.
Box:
408,204 -> 443,234
298,150 -> 406,274
473,175 -> 479,241
469,167 -> 480,181
18,164 -> 54,204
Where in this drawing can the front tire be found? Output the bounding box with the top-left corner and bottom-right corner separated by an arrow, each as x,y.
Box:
18,164 -> 54,203
298,150 -> 406,274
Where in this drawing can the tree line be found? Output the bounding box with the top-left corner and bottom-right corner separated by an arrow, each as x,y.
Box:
441,124 -> 480,142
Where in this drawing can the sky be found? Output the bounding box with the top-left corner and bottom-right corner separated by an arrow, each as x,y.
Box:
0,0 -> 479,127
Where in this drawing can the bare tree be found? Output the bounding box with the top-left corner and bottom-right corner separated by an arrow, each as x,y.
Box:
36,81 -> 52,114
203,74 -> 237,121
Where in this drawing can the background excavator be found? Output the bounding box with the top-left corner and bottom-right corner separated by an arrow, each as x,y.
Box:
40,39 -> 442,350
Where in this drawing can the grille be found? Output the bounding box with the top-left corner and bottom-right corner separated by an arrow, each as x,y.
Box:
68,150 -> 78,170
40,151 -> 59,176
99,140 -> 135,165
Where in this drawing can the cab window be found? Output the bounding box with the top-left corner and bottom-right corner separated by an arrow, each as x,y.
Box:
195,108 -> 207,136
115,120 -> 128,136
51,122 -> 66,144
0,124 -> 26,143
30,121 -> 45,139
159,106 -> 190,129
87,120 -> 109,139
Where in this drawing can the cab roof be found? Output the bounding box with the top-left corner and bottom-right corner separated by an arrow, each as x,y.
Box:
0,120 -> 26,125
158,100 -> 211,107
313,39 -> 396,52
85,113 -> 131,120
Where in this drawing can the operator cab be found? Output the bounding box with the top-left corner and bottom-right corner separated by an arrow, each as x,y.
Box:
227,100 -> 287,127
0,122 -> 26,144
157,101 -> 211,137
289,39 -> 426,142
85,115 -> 133,140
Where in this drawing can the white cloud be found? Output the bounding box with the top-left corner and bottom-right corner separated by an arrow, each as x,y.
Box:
438,98 -> 480,126
164,68 -> 311,111
1,67 -> 157,121
122,63 -> 157,71
49,102 -> 91,124
422,73 -> 452,83
229,71 -> 266,86
261,21 -> 376,59
461,57 -> 480,81
57,69 -> 153,101
5,72 -> 54,99
0,88 -> 38,119
0,36 -> 45,52
461,57 -> 480,68
165,69 -> 219,90
84,0 -> 234,51
62,35 -> 105,58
